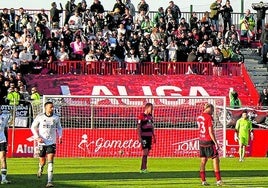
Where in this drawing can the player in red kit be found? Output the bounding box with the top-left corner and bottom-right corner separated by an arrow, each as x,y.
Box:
197,103 -> 222,186
137,103 -> 156,173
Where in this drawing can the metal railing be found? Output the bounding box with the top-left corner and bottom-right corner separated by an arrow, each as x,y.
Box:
41,61 -> 243,76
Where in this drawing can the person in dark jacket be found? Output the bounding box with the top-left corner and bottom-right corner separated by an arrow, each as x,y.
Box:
252,1 -> 268,38
50,2 -> 63,27
260,23 -> 268,65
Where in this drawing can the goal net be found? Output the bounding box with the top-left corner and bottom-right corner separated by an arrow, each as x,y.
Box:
34,95 -> 226,158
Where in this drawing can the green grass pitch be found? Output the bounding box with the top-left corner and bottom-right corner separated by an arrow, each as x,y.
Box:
6,157 -> 268,188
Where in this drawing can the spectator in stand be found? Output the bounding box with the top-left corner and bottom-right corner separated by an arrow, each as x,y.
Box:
239,9 -> 255,47
229,88 -> 242,109
31,49 -> 42,74
56,46 -> 69,63
209,0 -> 223,31
68,10 -> 83,32
19,46 -> 32,74
252,1 -> 268,39
258,88 -> 268,109
112,0 -> 126,16
40,48 -> 57,65
189,12 -> 200,31
200,11 -> 211,32
50,2 -> 63,27
165,1 -> 181,23
9,8 -> 16,24
35,8 -> 49,27
23,34 -> 34,54
166,39 -> 178,62
153,7 -> 165,27
117,23 -> 126,37
124,0 -> 136,17
114,39 -> 126,69
33,25 -> 46,47
260,23 -> 268,65
122,7 -> 134,37
90,0 -> 105,15
70,35 -> 86,60
85,49 -> 97,74
210,47 -> 224,76
18,83 -> 30,102
10,62 -> 21,76
179,17 -> 190,33
26,16 -> 36,35
141,16 -> 154,33
18,7 -> 29,28
1,8 -> 10,23
221,0 -> 233,35
64,0 -> 77,25
135,10 -> 146,31
11,15 -> 22,34
165,7 -> 174,24
125,48 -> 139,74
225,24 -> 240,44
0,30 -> 14,51
150,48 -> 161,74
137,0 -> 149,14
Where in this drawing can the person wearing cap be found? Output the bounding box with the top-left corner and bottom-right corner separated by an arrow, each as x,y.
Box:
234,110 -> 253,162
197,103 -> 222,186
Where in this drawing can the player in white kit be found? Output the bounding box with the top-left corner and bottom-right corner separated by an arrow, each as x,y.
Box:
0,108 -> 11,184
31,101 -> 62,188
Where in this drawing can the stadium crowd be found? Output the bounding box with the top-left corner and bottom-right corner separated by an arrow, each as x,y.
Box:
0,0 -> 265,105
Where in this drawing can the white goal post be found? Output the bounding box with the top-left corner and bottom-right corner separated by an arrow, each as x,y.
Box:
34,95 -> 227,158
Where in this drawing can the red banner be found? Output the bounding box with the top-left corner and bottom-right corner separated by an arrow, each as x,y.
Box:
7,129 -> 268,158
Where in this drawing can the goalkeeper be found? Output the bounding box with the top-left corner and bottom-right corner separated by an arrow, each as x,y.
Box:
234,110 -> 253,162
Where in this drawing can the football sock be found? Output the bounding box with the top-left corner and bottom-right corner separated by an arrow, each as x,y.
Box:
47,161 -> 53,183
214,171 -> 221,181
1,169 -> 7,181
242,147 -> 245,159
239,147 -> 242,159
39,163 -> 44,172
200,171 -> 206,181
141,155 -> 147,170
